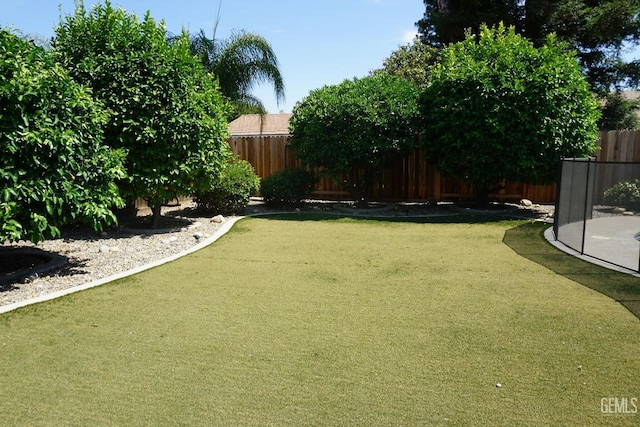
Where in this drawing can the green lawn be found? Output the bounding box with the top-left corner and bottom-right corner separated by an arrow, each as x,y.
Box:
1,214 -> 639,426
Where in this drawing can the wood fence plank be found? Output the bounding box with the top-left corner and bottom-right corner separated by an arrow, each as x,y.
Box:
228,130 -> 640,205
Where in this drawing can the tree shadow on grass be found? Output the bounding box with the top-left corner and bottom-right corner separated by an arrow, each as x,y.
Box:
503,221 -> 640,320
250,211 -> 523,225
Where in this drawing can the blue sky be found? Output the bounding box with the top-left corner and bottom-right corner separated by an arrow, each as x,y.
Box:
1,0 -> 425,113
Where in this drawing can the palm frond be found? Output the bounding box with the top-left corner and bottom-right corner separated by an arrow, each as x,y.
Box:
207,30 -> 285,108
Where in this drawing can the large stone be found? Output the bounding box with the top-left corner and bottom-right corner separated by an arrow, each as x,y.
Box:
520,199 -> 533,207
212,215 -> 224,223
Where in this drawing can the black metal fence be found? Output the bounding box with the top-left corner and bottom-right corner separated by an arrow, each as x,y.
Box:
553,158 -> 640,273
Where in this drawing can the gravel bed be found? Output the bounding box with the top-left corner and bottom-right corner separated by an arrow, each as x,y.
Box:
1,199 -> 555,309
1,203 -> 229,307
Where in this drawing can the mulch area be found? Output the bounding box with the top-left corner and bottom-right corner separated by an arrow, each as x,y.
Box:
244,199 -> 554,221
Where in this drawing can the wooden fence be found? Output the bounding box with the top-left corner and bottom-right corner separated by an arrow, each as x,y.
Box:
227,130 -> 640,204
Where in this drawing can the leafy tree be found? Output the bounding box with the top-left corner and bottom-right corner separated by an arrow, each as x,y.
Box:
370,38 -> 438,87
598,91 -> 640,130
418,0 -> 520,47
183,27 -> 285,118
53,1 -> 231,228
0,29 -> 125,243
419,24 -> 600,206
416,0 -> 640,93
289,74 -> 422,206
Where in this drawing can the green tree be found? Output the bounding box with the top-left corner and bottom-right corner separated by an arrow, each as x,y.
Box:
53,1 -> 231,228
289,74 -> 422,206
0,29 -> 125,243
417,0 -> 520,47
184,27 -> 285,118
598,91 -> 640,130
370,38 -> 438,87
420,24 -> 600,206
416,0 -> 640,93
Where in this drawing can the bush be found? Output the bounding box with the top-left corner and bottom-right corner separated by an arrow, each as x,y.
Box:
193,157 -> 259,215
604,179 -> 640,211
260,168 -> 317,206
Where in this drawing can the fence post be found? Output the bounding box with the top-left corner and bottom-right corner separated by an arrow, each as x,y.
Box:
579,158 -> 595,255
553,158 -> 563,240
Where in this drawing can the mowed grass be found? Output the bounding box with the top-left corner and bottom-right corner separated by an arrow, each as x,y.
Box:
1,215 -> 639,426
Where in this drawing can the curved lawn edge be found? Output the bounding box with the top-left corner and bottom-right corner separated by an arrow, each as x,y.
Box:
0,216 -> 246,315
544,226 -> 640,278
0,211 -> 541,315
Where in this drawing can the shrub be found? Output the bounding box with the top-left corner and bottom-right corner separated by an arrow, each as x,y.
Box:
193,157 -> 259,215
604,179 -> 640,211
260,168 -> 317,206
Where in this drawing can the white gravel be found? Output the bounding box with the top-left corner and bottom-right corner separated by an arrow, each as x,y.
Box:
1,204 -> 231,308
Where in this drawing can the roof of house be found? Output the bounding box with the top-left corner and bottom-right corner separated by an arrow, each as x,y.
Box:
622,90 -> 640,100
228,113 -> 293,136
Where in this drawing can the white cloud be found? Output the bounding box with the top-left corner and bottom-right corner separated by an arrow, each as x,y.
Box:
402,30 -> 419,43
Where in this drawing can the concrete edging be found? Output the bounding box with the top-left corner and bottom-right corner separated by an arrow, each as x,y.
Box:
543,226 -> 640,277
0,216 -> 245,315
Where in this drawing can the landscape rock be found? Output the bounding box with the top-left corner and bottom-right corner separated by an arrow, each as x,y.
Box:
623,211 -> 635,216
212,215 -> 224,223
99,245 -> 110,253
520,199 -> 533,207
21,272 -> 38,284
613,207 -> 626,214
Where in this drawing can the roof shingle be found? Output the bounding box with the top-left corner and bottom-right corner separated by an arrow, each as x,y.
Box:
228,113 -> 292,136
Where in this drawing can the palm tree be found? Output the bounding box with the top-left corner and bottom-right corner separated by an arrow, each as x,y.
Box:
184,27 -> 285,118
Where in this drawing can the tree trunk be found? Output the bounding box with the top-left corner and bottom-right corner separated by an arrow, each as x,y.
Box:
476,187 -> 490,209
151,204 -> 163,229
